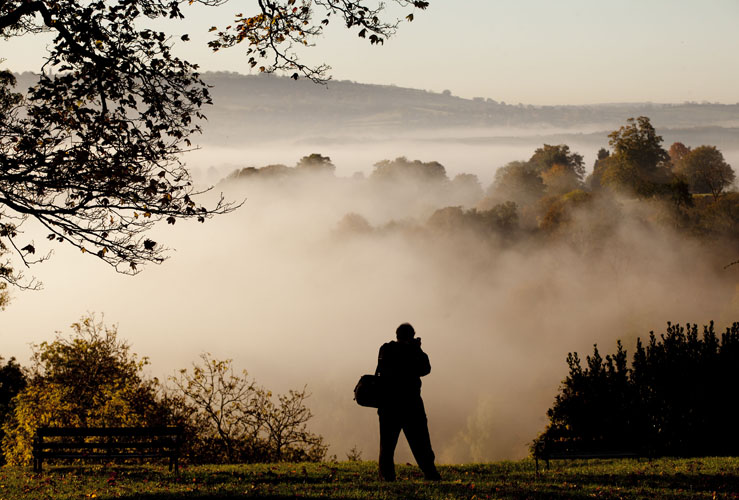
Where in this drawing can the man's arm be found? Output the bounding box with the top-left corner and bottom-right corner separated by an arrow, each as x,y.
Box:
376,345 -> 386,375
416,348 -> 431,377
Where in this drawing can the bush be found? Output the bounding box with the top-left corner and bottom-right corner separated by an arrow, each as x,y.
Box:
171,353 -> 327,464
534,321 -> 739,457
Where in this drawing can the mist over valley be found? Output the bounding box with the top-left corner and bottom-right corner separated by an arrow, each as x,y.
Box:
3,72 -> 739,463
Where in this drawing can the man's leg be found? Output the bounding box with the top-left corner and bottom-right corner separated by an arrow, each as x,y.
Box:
403,399 -> 441,480
378,408 -> 402,481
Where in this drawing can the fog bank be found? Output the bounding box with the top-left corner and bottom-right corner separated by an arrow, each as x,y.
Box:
2,158 -> 738,464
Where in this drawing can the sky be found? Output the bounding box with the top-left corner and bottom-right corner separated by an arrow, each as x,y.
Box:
3,0 -> 739,105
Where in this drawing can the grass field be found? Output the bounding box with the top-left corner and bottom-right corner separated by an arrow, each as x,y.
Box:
1,457 -> 738,499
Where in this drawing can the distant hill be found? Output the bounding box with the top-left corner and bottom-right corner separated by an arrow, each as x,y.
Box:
11,71 -> 739,152
199,73 -> 739,148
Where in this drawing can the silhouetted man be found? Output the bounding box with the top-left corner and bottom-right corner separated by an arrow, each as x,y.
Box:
376,322 -> 441,481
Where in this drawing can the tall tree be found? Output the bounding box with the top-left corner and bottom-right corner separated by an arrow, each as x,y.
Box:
598,116 -> 670,196
528,144 -> 585,180
0,0 -> 429,292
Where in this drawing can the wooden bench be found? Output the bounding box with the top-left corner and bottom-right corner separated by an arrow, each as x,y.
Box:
32,427 -> 183,474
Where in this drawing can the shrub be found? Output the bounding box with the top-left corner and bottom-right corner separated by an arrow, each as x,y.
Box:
171,353 -> 327,464
534,321 -> 739,457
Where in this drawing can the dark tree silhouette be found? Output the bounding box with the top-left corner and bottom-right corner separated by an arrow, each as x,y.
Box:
0,356 -> 25,464
535,321 -> 739,457
0,0 -> 233,287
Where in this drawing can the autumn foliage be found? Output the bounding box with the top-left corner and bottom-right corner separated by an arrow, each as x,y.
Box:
0,316 -> 325,465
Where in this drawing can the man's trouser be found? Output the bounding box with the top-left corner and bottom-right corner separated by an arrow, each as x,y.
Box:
378,397 -> 439,481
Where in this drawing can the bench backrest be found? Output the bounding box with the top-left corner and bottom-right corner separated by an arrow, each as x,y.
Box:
32,427 -> 183,473
36,427 -> 182,438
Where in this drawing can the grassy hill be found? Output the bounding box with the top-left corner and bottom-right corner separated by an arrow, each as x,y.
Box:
11,71 -> 739,142
1,457 -> 737,499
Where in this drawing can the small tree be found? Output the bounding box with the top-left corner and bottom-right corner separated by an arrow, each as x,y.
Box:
262,388 -> 327,462
170,354 -> 262,463
171,354 -> 326,463
0,356 -> 25,464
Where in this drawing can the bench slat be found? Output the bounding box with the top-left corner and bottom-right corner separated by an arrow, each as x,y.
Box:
37,427 -> 181,437
39,452 -> 173,460
39,441 -> 176,450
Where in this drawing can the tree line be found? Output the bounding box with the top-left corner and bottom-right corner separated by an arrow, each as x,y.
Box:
481,116 -> 737,240
0,315 -> 326,466
533,321 -> 739,457
233,116 -> 738,254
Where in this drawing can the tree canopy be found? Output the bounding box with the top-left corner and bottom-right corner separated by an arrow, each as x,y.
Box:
594,116 -> 670,196
528,144 -> 585,179
0,0 -> 429,292
674,145 -> 735,201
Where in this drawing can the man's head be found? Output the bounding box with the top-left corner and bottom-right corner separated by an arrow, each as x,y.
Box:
396,323 -> 415,341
